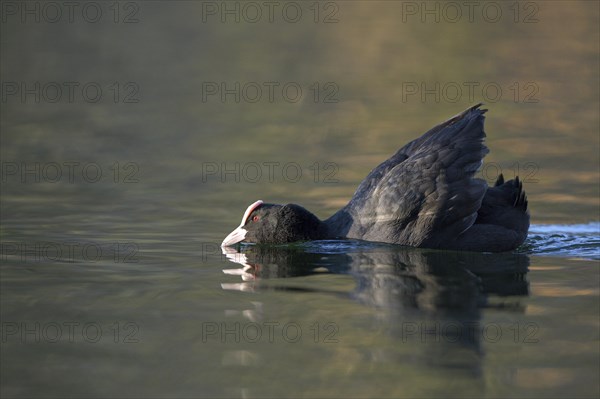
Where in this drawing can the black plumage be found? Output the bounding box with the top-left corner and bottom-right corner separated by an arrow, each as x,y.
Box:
222,104 -> 530,252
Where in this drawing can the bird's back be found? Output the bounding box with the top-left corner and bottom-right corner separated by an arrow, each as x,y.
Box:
326,104 -> 529,252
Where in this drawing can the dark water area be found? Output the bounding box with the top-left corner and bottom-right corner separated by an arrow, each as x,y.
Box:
1,1 -> 599,398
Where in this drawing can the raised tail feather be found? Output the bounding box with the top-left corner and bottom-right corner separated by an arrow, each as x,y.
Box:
493,174 -> 528,212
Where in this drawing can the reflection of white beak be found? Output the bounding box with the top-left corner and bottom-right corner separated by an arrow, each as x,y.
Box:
221,226 -> 247,247
221,246 -> 251,268
221,246 -> 256,282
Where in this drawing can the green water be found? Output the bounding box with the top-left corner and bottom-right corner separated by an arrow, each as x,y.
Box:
1,1 -> 599,398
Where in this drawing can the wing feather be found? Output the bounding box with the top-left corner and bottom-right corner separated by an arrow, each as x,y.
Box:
347,105 -> 489,247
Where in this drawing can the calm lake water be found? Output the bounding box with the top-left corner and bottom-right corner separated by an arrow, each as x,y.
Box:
1,1 -> 599,398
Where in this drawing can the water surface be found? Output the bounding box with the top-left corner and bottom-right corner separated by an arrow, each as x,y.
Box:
1,1 -> 599,398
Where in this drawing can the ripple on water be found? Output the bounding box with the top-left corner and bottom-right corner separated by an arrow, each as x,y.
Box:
525,223 -> 600,260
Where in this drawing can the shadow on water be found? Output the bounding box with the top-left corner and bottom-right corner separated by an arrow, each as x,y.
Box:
222,242 -> 530,379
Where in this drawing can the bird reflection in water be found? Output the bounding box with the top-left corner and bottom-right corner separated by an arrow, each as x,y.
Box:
221,242 -> 529,303
221,242 -> 530,381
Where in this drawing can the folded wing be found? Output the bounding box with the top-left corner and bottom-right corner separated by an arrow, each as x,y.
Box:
345,105 -> 489,247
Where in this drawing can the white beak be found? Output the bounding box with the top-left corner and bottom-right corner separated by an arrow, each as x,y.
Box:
221,226 -> 247,247
221,200 -> 263,247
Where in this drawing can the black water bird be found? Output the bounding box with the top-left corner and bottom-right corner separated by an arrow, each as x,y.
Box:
222,104 -> 529,252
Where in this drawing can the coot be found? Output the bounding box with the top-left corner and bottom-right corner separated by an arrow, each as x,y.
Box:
222,104 -> 529,252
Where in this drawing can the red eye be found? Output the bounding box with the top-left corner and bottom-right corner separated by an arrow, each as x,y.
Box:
252,215 -> 260,222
